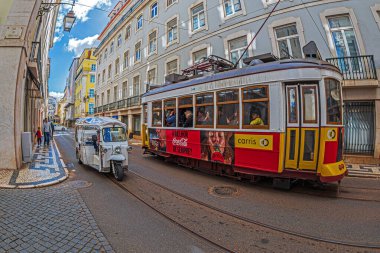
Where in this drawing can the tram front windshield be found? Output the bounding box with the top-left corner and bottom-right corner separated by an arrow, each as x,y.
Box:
102,127 -> 127,142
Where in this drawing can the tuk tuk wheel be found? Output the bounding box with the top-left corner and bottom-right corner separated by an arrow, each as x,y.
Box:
76,151 -> 83,164
112,162 -> 124,181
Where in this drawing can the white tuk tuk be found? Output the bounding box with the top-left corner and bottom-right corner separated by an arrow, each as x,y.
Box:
75,117 -> 131,181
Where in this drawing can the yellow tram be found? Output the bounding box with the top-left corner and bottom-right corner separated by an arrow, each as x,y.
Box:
141,58 -> 347,185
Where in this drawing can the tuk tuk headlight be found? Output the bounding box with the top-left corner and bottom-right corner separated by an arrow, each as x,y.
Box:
114,146 -> 121,154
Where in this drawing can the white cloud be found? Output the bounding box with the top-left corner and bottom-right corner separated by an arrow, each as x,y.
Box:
49,92 -> 64,99
72,0 -> 112,22
53,0 -> 112,45
66,34 -> 99,56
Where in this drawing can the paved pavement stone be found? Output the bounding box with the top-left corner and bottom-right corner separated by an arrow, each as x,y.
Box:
0,182 -> 115,253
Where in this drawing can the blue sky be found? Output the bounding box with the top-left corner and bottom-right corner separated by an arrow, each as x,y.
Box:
48,0 -> 117,97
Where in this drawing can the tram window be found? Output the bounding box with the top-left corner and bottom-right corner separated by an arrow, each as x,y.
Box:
325,79 -> 342,124
217,89 -> 239,128
287,87 -> 298,123
178,96 -> 193,128
242,86 -> 269,128
152,101 -> 162,127
302,86 -> 317,123
164,99 -> 176,127
195,93 -> 214,127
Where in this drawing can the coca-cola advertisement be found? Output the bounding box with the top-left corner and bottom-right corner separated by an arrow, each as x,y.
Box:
166,130 -> 201,159
200,131 -> 234,165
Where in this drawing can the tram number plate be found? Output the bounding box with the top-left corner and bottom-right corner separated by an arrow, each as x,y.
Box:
235,134 -> 273,151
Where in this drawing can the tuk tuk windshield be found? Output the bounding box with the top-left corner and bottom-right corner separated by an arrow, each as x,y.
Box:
102,127 -> 127,142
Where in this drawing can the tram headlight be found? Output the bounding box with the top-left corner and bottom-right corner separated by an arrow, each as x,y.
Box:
114,146 -> 121,154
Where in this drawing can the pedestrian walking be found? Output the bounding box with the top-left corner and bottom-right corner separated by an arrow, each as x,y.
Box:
42,118 -> 52,146
35,127 -> 42,147
50,121 -> 55,139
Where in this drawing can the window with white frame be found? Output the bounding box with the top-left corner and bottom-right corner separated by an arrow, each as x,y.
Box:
135,42 -> 141,62
125,25 -> 131,40
148,30 -> 157,55
133,75 -> 140,96
137,15 -> 143,30
147,68 -> 156,84
191,3 -> 205,31
97,74 -> 100,85
223,0 -> 242,17
107,90 -> 110,104
193,48 -> 207,63
99,54 -> 102,65
90,75 -> 95,83
327,15 -> 360,58
167,0 -> 177,8
91,64 -> 96,71
102,70 -> 105,82
151,2 -> 158,18
228,36 -> 248,68
108,64 -> 111,78
123,51 -> 129,69
101,93 -> 104,105
110,42 -> 114,54
166,59 -> 178,75
104,49 -> 108,59
167,17 -> 178,44
274,24 -> 302,59
115,58 -> 120,74
122,81 -> 128,98
117,34 -> 122,47
113,86 -> 118,102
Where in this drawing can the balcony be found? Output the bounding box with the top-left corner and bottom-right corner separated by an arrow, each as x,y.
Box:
326,55 -> 377,80
95,95 -> 142,114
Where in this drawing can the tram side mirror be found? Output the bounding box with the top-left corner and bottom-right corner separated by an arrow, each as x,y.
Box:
127,146 -> 133,152
128,132 -> 134,140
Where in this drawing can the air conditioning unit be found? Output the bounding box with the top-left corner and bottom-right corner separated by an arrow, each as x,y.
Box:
22,132 -> 33,163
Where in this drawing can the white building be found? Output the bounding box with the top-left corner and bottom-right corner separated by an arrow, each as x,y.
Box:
94,0 -> 380,163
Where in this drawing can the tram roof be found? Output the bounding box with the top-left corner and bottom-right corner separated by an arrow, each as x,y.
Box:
142,59 -> 340,98
75,117 -> 126,127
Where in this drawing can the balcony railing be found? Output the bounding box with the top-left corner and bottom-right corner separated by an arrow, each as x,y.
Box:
95,95 -> 142,113
326,55 -> 377,80
127,95 -> 141,107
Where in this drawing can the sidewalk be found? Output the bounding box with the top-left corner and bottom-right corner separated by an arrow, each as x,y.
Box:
346,164 -> 380,178
0,139 -> 68,188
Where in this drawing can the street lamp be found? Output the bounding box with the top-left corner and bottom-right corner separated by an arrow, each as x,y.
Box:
38,1 -> 77,32
63,10 -> 76,32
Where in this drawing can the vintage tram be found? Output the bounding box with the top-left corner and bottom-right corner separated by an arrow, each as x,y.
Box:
141,57 -> 347,185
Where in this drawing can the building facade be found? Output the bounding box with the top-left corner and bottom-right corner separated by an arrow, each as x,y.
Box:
63,57 -> 79,127
94,0 -> 380,162
0,0 -> 59,170
74,48 -> 97,119
48,96 -> 57,122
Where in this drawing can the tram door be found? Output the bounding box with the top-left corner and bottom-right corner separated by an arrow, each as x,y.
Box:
285,84 -> 319,170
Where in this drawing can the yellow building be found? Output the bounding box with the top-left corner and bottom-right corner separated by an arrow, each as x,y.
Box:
75,48 -> 97,119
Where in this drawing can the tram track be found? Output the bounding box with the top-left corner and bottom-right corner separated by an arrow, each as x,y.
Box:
108,169 -> 380,252
107,173 -> 233,253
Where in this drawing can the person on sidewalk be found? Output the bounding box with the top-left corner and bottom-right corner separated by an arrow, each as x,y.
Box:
35,127 -> 43,147
43,118 -> 52,146
50,121 -> 55,139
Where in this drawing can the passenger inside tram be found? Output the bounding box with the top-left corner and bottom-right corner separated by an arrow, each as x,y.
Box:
183,110 -> 193,127
250,111 -> 264,126
165,109 -> 176,127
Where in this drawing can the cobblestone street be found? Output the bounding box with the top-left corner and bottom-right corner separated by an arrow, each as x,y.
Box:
0,181 -> 114,253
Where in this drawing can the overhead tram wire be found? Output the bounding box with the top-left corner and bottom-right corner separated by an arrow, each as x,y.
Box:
299,0 -> 334,58
233,0 -> 281,69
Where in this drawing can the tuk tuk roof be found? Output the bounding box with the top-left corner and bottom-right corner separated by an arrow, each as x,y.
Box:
75,117 -> 126,128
